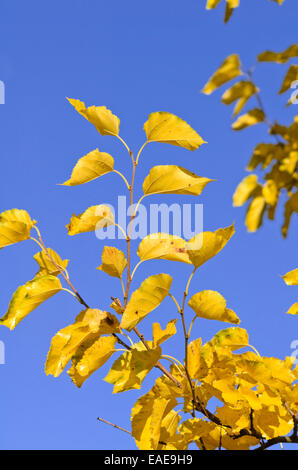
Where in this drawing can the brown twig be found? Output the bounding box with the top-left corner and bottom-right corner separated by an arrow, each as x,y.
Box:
97,417 -> 132,435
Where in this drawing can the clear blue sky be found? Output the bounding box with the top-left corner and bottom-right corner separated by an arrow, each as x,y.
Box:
0,0 -> 297,450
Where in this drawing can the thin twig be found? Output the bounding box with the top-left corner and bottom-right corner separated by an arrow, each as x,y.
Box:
97,417 -> 132,435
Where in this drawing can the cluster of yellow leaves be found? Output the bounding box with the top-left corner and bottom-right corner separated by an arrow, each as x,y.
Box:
205,0 -> 285,23
203,46 -> 298,235
131,325 -> 298,450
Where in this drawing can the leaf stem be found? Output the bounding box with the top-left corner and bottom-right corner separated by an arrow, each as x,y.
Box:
112,170 -> 130,190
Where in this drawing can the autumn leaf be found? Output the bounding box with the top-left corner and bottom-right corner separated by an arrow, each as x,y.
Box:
68,335 -> 117,388
279,65 -> 298,94
245,195 -> 266,232
45,308 -> 120,377
97,246 -> 127,278
233,174 -> 260,207
0,275 -> 62,330
152,319 -> 177,347
142,165 -> 213,196
232,108 -> 265,130
104,343 -> 162,393
137,233 -> 191,264
143,112 -> 206,151
282,268 -> 298,286
186,224 -> 235,269
66,205 -> 114,236
34,248 -> 69,277
121,274 -> 172,331
188,290 -> 240,324
61,149 -> 114,186
0,209 -> 36,249
221,81 -> 258,116
258,44 -> 298,63
67,98 -> 120,136
202,54 -> 242,95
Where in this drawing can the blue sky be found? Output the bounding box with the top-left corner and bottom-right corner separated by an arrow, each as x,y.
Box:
0,0 -> 297,450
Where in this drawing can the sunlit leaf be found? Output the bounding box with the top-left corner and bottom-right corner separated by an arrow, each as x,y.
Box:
143,112 -> 206,151
68,335 -> 117,388
104,343 -> 161,393
212,327 -> 249,350
232,108 -> 265,131
287,303 -> 298,315
282,268 -> 298,286
45,308 -> 120,377
66,205 -> 114,236
0,209 -> 36,249
188,290 -> 240,324
202,54 -> 241,95
221,81 -> 258,116
131,389 -> 176,450
137,233 -> 191,264
97,246 -> 127,278
188,338 -> 202,379
67,98 -> 120,136
282,192 -> 298,238
61,149 -> 114,186
143,165 -> 213,196
152,319 -> 177,347
0,275 -> 62,330
186,224 -> 235,269
121,274 -> 172,331
34,248 -> 69,277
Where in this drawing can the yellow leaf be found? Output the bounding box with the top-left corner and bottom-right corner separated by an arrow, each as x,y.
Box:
186,224 -> 235,269
212,326 -> 249,350
143,112 -> 206,151
121,273 -> 172,331
188,338 -> 202,379
202,54 -> 241,95
287,303 -> 298,315
66,205 -> 114,236
0,209 -> 36,249
61,149 -> 114,186
110,298 -> 124,315
188,290 -> 240,324
143,165 -> 213,196
97,246 -> 127,278
258,44 -> 298,64
206,0 -> 222,8
45,308 -> 120,377
233,174 -> 259,207
152,319 -> 177,347
262,179 -> 278,206
104,344 -> 161,393
279,65 -> 298,94
67,98 -> 120,136
34,248 -> 69,277
0,275 -> 62,330
232,108 -> 265,130
137,233 -> 191,265
245,195 -> 266,232
221,81 -> 258,116
68,335 -> 117,388
131,390 -> 175,449
283,268 -> 298,286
